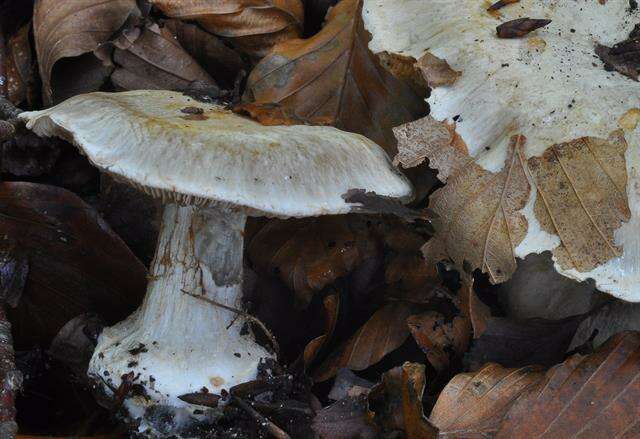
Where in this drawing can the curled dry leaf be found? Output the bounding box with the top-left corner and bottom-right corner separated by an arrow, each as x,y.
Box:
415,52 -> 461,88
369,362 -> 437,439
407,311 -> 468,372
0,182 -> 146,349
163,19 -> 247,88
496,18 -> 552,39
5,24 -> 35,107
303,294 -> 340,368
243,0 -> 427,153
149,0 -> 304,58
248,216 -> 378,307
313,302 -> 417,382
109,19 -> 216,91
434,331 -> 640,438
33,0 -> 139,104
367,1 -> 640,299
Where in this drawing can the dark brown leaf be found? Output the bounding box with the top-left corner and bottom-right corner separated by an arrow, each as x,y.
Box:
243,0 -> 427,153
163,19 -> 247,88
496,18 -> 552,39
33,0 -> 139,104
312,394 -> 378,439
248,216 -> 378,307
5,24 -> 35,107
595,24 -> 640,81
313,302 -> 417,381
303,294 -> 340,368
487,0 -> 519,11
110,20 -> 216,91
0,182 -> 146,349
343,189 -> 435,224
369,362 -> 438,439
376,51 -> 427,97
149,0 -> 304,58
407,311 -> 468,372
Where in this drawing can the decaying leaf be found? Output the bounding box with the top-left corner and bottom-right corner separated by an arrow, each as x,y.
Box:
571,299 -> 640,351
0,182 -> 146,349
528,132 -> 630,273
407,311 -> 468,372
248,216 -> 378,307
430,363 -> 544,437
313,302 -> 417,381
343,189 -> 434,224
33,0 -> 139,104
415,52 -> 460,88
312,394 -> 378,439
163,19 -> 247,88
243,0 -> 427,152
376,51 -> 427,97
109,19 -> 216,91
303,294 -> 340,368
5,24 -> 35,106
595,23 -> 640,81
367,1 -> 640,298
396,118 -> 530,283
369,362 -> 438,439
149,0 -> 304,58
500,331 -> 640,437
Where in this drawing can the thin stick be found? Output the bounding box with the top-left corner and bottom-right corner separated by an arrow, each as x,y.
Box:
231,396 -> 291,439
181,290 -> 280,355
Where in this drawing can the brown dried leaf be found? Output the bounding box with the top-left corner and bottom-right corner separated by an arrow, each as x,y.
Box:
395,117 -> 531,283
529,131 -> 630,272
312,394 -> 378,439
415,52 -> 461,88
595,24 -> 640,81
5,24 -> 35,107
243,0 -> 427,153
313,302 -> 417,381
487,0 -> 519,12
430,363 -> 544,437
343,189 -> 435,224
369,362 -> 438,439
377,51 -> 427,97
0,182 -> 146,349
149,0 -> 304,58
433,332 -> 640,438
248,216 -> 378,307
407,311 -> 468,372
496,18 -> 552,38
303,294 -> 340,368
33,0 -> 139,104
163,19 -> 247,88
110,20 -> 216,91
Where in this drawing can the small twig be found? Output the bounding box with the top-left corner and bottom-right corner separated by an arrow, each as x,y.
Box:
231,396 -> 291,439
181,290 -> 280,355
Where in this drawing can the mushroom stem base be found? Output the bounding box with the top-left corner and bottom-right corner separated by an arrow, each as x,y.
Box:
87,203 -> 273,436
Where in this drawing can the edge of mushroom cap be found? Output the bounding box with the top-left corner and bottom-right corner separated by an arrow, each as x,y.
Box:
19,91 -> 414,218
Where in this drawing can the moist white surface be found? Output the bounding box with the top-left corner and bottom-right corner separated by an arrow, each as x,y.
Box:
19,90 -> 412,218
364,0 -> 640,300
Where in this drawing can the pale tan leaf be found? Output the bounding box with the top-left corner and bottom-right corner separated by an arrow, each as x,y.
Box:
529,131 -> 630,272
34,0 -> 138,104
395,117 -> 531,284
313,302 -> 417,382
416,52 -> 461,88
148,0 -> 304,57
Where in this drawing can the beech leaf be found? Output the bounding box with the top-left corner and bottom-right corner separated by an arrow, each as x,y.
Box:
34,0 -> 139,104
148,0 -> 304,58
313,302 -> 417,381
242,0 -> 427,152
0,182 -> 147,349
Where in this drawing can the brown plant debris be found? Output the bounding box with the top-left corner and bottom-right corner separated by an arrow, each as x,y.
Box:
595,23 -> 640,81
529,131 -> 630,272
496,18 -> 552,38
415,52 -> 461,88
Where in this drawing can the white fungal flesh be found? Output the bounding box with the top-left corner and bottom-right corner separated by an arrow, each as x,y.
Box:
88,204 -> 272,419
364,0 -> 640,300
19,90 -> 413,218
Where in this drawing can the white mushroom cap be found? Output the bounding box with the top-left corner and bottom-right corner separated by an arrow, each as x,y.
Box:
19,90 -> 412,217
364,0 -> 640,301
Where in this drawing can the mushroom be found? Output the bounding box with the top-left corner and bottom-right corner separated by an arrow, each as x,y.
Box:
364,1 -> 640,301
19,90 -> 413,432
